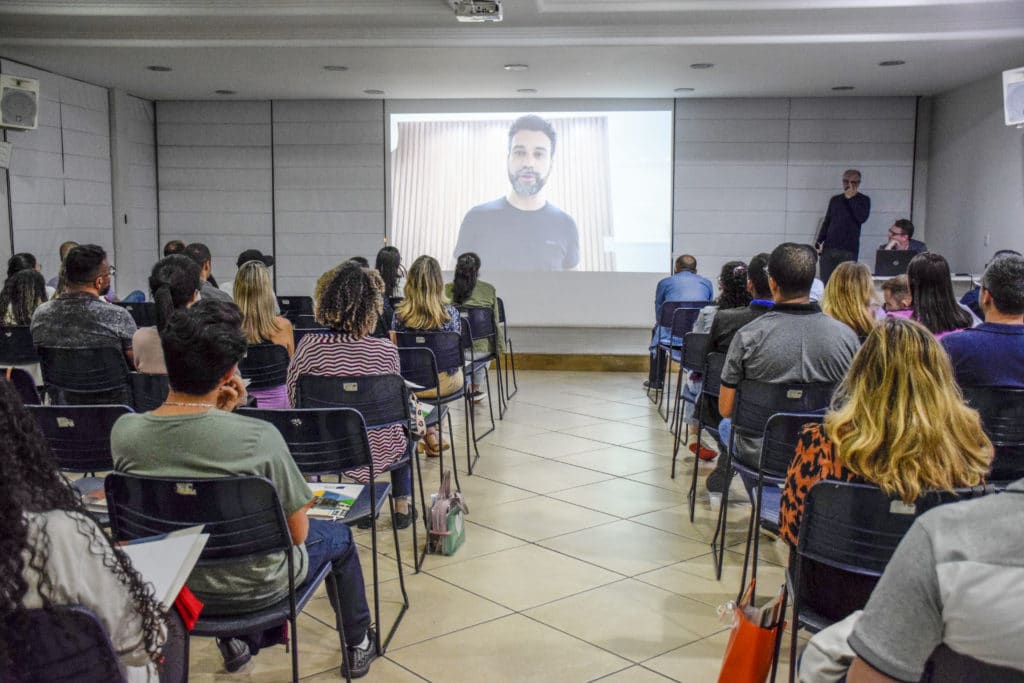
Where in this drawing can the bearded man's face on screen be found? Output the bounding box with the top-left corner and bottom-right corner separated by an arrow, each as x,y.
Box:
507,129 -> 553,197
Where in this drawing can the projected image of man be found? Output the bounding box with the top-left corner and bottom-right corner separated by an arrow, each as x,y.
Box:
453,115 -> 580,271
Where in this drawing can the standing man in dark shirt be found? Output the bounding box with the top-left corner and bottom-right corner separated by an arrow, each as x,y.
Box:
815,169 -> 871,283
453,115 -> 579,271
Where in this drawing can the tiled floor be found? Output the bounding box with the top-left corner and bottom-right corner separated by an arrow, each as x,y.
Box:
187,370 -> 799,682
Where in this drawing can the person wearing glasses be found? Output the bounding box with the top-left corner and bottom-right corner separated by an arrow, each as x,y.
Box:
880,218 -> 927,253
815,169 -> 871,283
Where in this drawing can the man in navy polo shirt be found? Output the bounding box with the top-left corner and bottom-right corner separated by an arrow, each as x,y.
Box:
942,253 -> 1024,388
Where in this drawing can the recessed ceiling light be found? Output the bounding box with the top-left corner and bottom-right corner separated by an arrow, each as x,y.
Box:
516,88 -> 537,94
832,85 -> 855,91
214,89 -> 236,95
146,65 -> 172,72
503,64 -> 529,72
674,87 -> 695,93
878,60 -> 906,67
363,89 -> 385,95
322,65 -> 349,72
689,63 -> 714,70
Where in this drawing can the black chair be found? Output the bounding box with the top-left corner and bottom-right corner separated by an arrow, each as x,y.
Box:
0,325 -> 40,365
458,306 -> 505,419
237,406 -> 407,655
2,365 -> 42,405
712,380 -> 835,579
29,404 -> 133,475
961,385 -> 1024,484
496,297 -> 518,400
920,645 -> 1024,682
38,346 -> 133,406
736,412 -> 824,601
113,301 -> 158,328
104,473 -> 347,683
276,295 -> 314,324
670,331 -> 709,479
294,314 -> 319,328
687,351 -> 726,522
0,606 -> 125,682
657,303 -> 704,421
785,481 -> 992,683
459,322 -> 496,443
129,372 -> 169,412
394,331 -> 477,475
238,342 -> 290,391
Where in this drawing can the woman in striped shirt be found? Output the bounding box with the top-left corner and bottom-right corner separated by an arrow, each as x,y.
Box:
286,263 -> 414,529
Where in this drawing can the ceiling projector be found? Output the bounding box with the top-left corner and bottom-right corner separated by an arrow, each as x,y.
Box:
450,0 -> 503,22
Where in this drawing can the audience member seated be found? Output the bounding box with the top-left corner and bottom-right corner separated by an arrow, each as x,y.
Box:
880,274 -> 911,315
960,248 -> 1022,322
1,267 -> 49,384
111,300 -> 376,678
30,244 -> 137,367
680,260 -> 750,460
133,255 -> 201,374
375,246 -> 404,301
7,252 -> 55,299
234,261 -> 293,409
707,243 -> 859,495
46,240 -> 78,295
707,253 -> 774,355
286,262 -> 415,528
801,476 -> 1024,682
183,242 -> 232,303
645,254 -> 714,390
392,255 -> 463,457
0,379 -> 185,683
901,252 -> 977,339
942,252 -> 1024,388
879,218 -> 927,253
163,239 -> 186,257
822,261 -> 880,342
445,252 -> 504,399
780,317 -> 992,547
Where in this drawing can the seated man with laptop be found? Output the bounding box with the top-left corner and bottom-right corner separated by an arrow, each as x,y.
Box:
874,219 -> 927,276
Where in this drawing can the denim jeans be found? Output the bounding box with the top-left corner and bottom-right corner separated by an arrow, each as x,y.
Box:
305,519 -> 371,644
389,462 -> 412,498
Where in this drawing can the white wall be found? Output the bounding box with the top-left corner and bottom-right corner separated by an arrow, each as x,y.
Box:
926,73 -> 1024,272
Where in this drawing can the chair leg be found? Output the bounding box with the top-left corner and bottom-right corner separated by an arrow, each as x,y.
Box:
463,393 -> 480,475
494,355 -> 506,419
687,423 -> 703,523
711,481 -> 730,580
788,597 -> 800,683
412,447 -> 428,573
738,480 -> 761,603
671,402 -> 684,480
326,573 -> 352,683
769,586 -> 788,683
660,353 -> 673,421
368,483 -> 382,657
444,410 -> 463,491
378,494 -> 409,654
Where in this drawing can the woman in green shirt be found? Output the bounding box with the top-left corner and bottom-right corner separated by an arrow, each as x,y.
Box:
445,252 -> 504,397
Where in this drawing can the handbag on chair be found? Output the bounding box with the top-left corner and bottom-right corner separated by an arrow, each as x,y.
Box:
428,470 -> 467,556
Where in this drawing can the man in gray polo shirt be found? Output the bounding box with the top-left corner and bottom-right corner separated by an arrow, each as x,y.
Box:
709,243 -> 859,493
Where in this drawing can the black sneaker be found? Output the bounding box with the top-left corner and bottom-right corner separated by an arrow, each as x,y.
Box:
394,504 -> 416,530
704,461 -> 734,494
216,637 -> 251,673
642,380 -> 663,390
343,629 -> 377,679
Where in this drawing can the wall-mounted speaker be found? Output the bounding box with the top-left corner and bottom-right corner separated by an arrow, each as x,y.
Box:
0,75 -> 39,130
1004,67 -> 1024,128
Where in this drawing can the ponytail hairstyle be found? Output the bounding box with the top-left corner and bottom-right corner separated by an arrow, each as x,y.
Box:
451,252 -> 481,305
148,255 -> 201,331
374,246 -> 403,297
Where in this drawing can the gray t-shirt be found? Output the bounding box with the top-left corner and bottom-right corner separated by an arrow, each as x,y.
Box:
199,279 -> 233,303
30,291 -> 137,352
111,410 -> 313,614
849,479 -> 1024,680
721,302 -> 859,461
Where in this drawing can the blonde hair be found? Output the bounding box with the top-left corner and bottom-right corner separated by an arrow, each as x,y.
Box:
822,261 -> 878,338
395,255 -> 451,330
825,317 -> 993,503
233,261 -> 281,344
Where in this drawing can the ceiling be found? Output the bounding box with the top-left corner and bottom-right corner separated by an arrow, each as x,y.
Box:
1,0 -> 1022,101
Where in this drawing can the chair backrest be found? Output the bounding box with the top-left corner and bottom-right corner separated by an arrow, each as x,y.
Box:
700,352 -> 727,398
657,300 -> 706,328
961,385 -> 1024,483
1,366 -> 41,405
106,473 -> 292,563
113,301 -> 158,328
394,331 -> 463,375
496,297 -> 507,325
236,407 -> 373,477
0,606 -> 126,683
395,344 -> 441,393
681,332 -> 709,371
295,374 -> 409,430
0,325 -> 39,364
294,314 -> 319,328
732,380 -> 835,464
921,644 -> 1024,682
38,346 -> 132,405
237,342 -> 290,390
28,404 -> 133,473
129,372 -> 169,412
760,412 -> 825,479
669,305 -> 703,338
276,295 -> 314,322
458,306 -> 497,342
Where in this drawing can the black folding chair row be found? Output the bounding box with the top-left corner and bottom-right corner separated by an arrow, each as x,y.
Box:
113,301 -> 158,328
497,297 -> 517,401
670,331 -> 708,479
276,295 -> 314,324
658,303 -> 704,421
39,346 -> 133,406
687,351 -> 726,523
0,325 -> 39,364
238,342 -> 290,391
458,305 -> 505,422
961,385 -> 1024,484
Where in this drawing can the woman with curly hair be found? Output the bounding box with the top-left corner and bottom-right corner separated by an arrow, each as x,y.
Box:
233,260 -> 294,408
1,267 -> 48,328
445,252 -> 504,398
286,262 -> 415,528
0,379 -> 184,682
822,261 -> 880,342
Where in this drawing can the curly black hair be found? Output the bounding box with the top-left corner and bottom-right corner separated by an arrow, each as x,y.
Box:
717,260 -> 752,310
0,380 -> 167,669
316,262 -> 383,337
0,269 -> 48,327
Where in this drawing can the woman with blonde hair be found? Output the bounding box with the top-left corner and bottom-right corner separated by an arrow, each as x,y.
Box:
233,260 -> 294,408
821,261 -> 879,341
392,255 -> 462,455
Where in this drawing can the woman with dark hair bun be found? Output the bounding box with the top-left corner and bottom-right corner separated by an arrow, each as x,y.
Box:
133,255 -> 201,374
898,252 -> 976,339
0,379 -> 185,682
444,252 -> 503,399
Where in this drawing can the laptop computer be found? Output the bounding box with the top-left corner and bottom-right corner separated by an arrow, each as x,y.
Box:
874,249 -> 915,277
